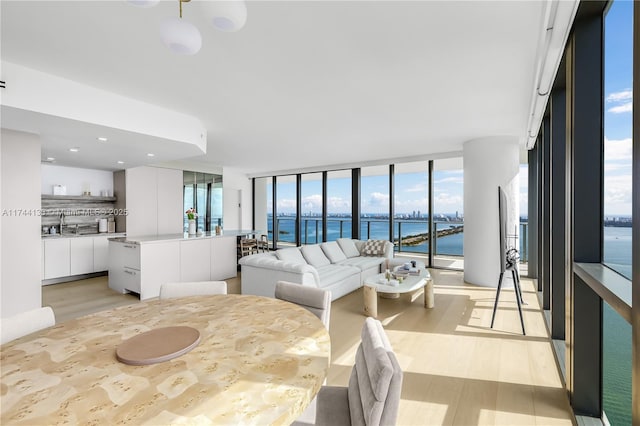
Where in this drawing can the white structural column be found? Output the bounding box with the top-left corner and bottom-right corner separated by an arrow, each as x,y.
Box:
463,137 -> 520,287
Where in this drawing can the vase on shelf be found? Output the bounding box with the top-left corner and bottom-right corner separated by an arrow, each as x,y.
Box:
188,219 -> 196,235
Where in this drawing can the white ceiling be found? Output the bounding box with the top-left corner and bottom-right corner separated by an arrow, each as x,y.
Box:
1,1 -> 545,175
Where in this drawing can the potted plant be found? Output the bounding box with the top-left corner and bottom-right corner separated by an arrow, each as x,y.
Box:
186,208 -> 198,235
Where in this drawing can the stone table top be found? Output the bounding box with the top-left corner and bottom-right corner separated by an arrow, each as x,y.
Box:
1,295 -> 330,425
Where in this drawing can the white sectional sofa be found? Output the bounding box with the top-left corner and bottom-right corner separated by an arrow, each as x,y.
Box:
239,238 -> 394,300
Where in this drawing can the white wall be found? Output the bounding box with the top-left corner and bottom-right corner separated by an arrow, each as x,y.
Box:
1,129 -> 42,318
41,164 -> 113,196
253,177 -> 268,236
223,167 -> 252,231
463,137 -> 520,287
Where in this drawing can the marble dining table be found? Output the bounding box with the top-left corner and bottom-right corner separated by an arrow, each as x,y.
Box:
0,295 -> 331,425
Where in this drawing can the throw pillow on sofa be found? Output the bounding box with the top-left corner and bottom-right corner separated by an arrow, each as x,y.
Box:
321,241 -> 348,263
276,248 -> 308,264
361,239 -> 387,256
301,245 -> 332,267
337,238 -> 361,258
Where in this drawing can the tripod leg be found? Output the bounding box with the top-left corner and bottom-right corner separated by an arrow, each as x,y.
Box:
514,265 -> 527,305
490,272 -> 504,328
512,269 -> 526,335
513,269 -> 525,305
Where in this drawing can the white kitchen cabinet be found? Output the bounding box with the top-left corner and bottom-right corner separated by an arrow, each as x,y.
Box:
70,238 -> 94,275
157,168 -> 183,235
122,267 -> 141,294
126,166 -> 182,237
211,236 -> 238,280
180,239 -> 211,282
93,236 -> 109,272
93,235 -> 125,272
108,242 -> 127,294
108,241 -> 141,294
126,166 -> 158,236
44,239 -> 71,280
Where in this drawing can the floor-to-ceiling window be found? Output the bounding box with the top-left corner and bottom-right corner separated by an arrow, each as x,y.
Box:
276,175 -> 297,247
300,173 -> 323,244
393,161 -> 429,257
433,158 -> 464,270
535,1 -> 637,421
519,163 -> 529,268
326,170 -> 352,242
360,166 -> 390,241
183,171 -> 223,232
602,1 -> 633,423
603,0 -> 633,280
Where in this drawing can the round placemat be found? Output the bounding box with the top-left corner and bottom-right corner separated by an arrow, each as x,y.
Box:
116,326 -> 200,366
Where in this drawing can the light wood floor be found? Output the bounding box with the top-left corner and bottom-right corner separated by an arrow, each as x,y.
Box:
42,270 -> 574,425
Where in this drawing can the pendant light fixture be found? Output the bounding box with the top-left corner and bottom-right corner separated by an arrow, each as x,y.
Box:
159,0 -> 202,55
128,0 -> 247,55
203,0 -> 247,32
127,0 -> 160,8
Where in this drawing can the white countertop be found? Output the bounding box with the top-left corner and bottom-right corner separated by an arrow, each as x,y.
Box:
109,230 -> 262,244
42,232 -> 125,240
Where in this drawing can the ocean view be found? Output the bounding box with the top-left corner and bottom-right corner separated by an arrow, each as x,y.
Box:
602,226 -> 632,426
270,217 -> 632,423
269,216 -> 526,258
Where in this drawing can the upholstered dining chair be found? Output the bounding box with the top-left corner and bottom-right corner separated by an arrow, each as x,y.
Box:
159,281 -> 227,300
314,317 -> 403,426
0,306 -> 56,345
275,281 -> 331,329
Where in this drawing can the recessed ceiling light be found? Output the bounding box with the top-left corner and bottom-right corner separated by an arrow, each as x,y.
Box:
46,157 -> 55,161
97,137 -> 108,142
147,153 -> 155,157
117,161 -> 125,164
69,147 -> 79,152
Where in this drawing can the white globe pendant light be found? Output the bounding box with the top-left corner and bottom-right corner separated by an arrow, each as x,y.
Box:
127,0 -> 160,8
203,0 -> 247,32
160,16 -> 202,55
159,0 -> 202,55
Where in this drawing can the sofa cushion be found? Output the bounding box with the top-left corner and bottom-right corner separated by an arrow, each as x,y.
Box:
316,265 -> 360,288
321,241 -> 348,263
337,256 -> 385,271
337,238 -> 361,258
275,248 -> 307,264
301,245 -> 331,267
361,239 -> 387,257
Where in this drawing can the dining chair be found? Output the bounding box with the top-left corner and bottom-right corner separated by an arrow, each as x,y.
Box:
159,281 -> 227,299
257,234 -> 270,252
275,281 -> 331,329
277,281 -> 332,426
239,237 -> 258,257
313,317 -> 403,426
0,306 -> 56,345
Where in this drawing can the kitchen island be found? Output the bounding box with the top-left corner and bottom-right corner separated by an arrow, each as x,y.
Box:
108,230 -> 259,300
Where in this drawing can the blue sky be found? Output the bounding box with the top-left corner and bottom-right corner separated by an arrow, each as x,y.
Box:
270,2 -> 632,217
604,0 -> 633,216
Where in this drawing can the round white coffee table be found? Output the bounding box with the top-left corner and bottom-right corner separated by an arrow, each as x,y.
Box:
363,268 -> 433,318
